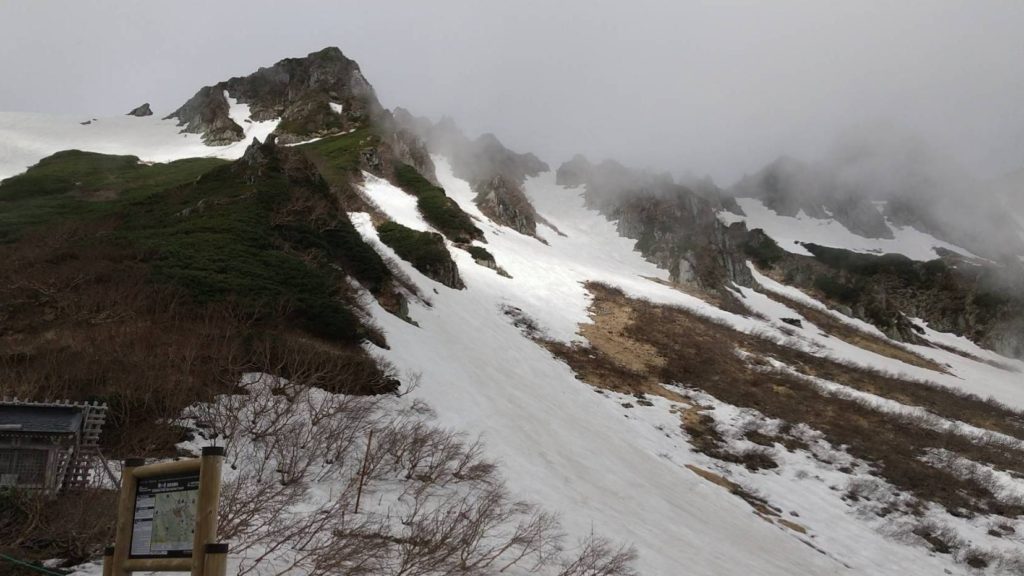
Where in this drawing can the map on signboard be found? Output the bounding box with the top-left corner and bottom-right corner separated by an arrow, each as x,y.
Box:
130,472 -> 199,558
151,489 -> 197,551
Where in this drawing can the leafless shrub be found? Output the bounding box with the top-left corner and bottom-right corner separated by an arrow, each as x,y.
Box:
558,531 -> 638,576
0,488 -> 116,565
187,378 -> 635,576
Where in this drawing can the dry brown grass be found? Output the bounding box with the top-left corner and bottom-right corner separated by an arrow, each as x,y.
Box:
579,297 -> 665,378
684,461 -> 786,520
548,282 -> 1024,518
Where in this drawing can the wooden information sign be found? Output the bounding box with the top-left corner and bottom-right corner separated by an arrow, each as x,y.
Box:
103,446 -> 227,576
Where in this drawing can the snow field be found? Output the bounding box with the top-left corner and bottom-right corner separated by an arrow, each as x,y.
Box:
0,93 -> 279,181
347,157 -> 1024,574
719,197 -> 980,261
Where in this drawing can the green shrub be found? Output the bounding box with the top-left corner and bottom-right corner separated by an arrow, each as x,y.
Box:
277,219 -> 390,294
378,221 -> 453,272
393,163 -> 482,242
814,274 -> 863,303
804,243 -> 949,286
743,233 -> 785,268
466,245 -> 495,263
118,163 -> 365,342
4,148 -> 379,343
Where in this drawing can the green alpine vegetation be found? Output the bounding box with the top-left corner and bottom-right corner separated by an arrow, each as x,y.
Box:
0,144 -> 393,344
117,162 -> 366,342
0,150 -> 225,242
1,144 -> 401,469
466,244 -> 495,263
393,162 -> 482,243
299,127 -> 378,178
377,221 -> 463,289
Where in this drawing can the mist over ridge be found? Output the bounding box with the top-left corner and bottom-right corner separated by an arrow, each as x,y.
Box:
2,0 -> 1023,187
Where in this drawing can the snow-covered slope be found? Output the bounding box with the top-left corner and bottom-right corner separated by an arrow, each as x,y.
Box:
0,93 -> 276,180
719,197 -> 979,261
342,157 -> 1024,575
352,163 -> 842,575
11,107 -> 1020,574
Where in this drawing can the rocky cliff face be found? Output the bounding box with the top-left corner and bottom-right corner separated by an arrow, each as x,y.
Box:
168,86 -> 245,145
167,47 -> 383,145
558,155 -> 755,294
472,174 -> 542,236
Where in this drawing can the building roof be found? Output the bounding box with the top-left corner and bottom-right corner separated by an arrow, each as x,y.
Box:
0,404 -> 83,434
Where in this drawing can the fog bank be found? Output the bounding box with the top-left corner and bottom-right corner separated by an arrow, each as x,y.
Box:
1,1 -> 1022,184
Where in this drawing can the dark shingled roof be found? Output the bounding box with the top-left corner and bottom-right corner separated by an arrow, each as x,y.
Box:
0,405 -> 83,434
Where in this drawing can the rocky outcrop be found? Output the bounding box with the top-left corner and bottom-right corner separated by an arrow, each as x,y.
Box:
167,47 -> 383,145
554,154 -> 591,188
233,133 -> 325,190
168,87 -> 244,145
126,103 -> 153,117
473,174 -> 542,236
767,244 -> 1024,358
559,155 -> 755,292
560,152 -> 1024,357
374,110 -> 438,184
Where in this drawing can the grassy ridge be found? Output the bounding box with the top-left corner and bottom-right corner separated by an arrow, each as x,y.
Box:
0,150 -> 225,242
0,148 -> 383,343
299,127 -> 377,177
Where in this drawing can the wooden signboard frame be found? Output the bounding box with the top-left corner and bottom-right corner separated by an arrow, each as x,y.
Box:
103,446 -> 227,576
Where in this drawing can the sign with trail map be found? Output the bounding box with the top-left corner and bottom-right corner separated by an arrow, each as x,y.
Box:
129,473 -> 200,558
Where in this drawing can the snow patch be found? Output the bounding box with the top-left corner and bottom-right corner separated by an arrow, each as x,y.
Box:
357,171 -> 432,232
0,101 -> 280,181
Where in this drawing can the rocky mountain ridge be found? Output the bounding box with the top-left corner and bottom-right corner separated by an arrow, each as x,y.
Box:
167,47 -> 382,145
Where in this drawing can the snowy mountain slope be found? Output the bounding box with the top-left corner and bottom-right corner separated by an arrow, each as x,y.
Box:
4,118 -> 1020,574
719,197 -> 980,261
342,157 -> 1024,574
5,104 -> 1022,576
351,169 -> 847,575
0,93 -> 276,180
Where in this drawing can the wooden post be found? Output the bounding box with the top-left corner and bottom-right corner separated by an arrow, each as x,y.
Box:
354,429 -> 373,514
101,546 -> 114,576
190,446 -> 225,576
203,543 -> 229,576
111,458 -> 144,576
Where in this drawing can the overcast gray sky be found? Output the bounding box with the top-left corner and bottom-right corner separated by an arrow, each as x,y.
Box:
1,0 -> 1022,184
